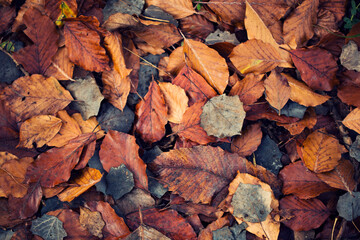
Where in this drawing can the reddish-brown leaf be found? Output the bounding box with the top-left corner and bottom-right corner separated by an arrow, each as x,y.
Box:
301,130 -> 341,173
172,65 -> 217,106
123,37 -> 140,93
316,159 -> 356,192
0,75 -> 73,121
231,123 -> 262,157
87,201 -> 131,239
180,14 -> 214,40
26,133 -> 96,188
207,0 -> 244,26
277,108 -> 317,135
264,70 -> 290,113
12,8 -> 59,74
229,73 -> 264,106
280,195 -> 330,231
135,81 -> 168,143
279,161 -> 334,199
64,16 -> 110,72
126,208 -> 197,240
0,100 -> 19,141
173,101 -> 216,145
44,47 -> 75,80
246,103 -> 299,124
290,47 -> 338,91
0,6 -> 16,35
338,81 -> 360,108
319,0 -> 346,21
99,130 -> 148,190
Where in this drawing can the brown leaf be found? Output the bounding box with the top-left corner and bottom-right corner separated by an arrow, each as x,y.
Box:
172,65 -> 217,106
290,47 -> 338,91
180,14 -> 214,40
0,152 -> 32,198
0,75 -> 73,121
338,81 -> 360,108
135,81 -> 168,143
87,201 -> 131,239
72,113 -> 105,140
64,16 -> 110,72
79,206 -> 105,238
301,130 -> 341,173
17,115 -> 62,148
283,0 -> 319,48
102,12 -> 138,31
167,46 -> 185,76
315,9 -> 338,38
343,108 -> 360,134
279,161 -> 334,199
184,39 -> 229,94
0,100 -> 18,141
12,0 -> 45,32
173,101 -> 216,145
229,73 -> 264,106
146,0 -> 196,19
246,103 -> 299,123
58,168 -> 102,202
230,39 -> 284,74
283,73 -> 330,107
207,0 -> 245,26
316,159 -> 356,192
277,108 -> 317,135
280,195 -> 330,231
45,0 -> 77,22
45,47 -> 75,80
99,130 -> 148,190
0,6 -> 16,35
12,8 -> 59,74
125,208 -> 197,240
123,224 -> 171,240
159,82 -> 188,123
198,216 -> 230,240
9,183 -> 42,219
123,37 -> 140,93
231,123 -> 262,157
26,133 -> 96,188
264,70 -> 291,113
319,0 -> 346,21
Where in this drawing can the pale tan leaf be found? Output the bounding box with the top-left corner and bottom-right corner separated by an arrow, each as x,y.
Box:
264,70 -> 290,113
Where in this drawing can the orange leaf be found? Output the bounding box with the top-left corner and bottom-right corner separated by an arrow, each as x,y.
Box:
58,167 -> 102,202
17,115 -> 62,148
146,0 -> 196,19
279,161 -> 334,199
71,113 -> 105,140
172,65 -> 217,106
0,75 -> 73,121
167,46 -> 185,76
159,82 -> 188,123
64,16 -> 110,72
277,108 -> 317,135
283,73 -> 330,107
183,39 -> 229,94
173,101 -> 216,145
45,47 -> 75,80
99,130 -> 148,190
12,8 -> 59,74
291,47 -> 338,91
264,70 -> 290,113
283,0 -> 319,48
230,39 -> 284,74
229,73 -> 264,105
0,152 -> 32,198
26,133 -> 96,188
231,123 -> 262,157
301,130 -> 341,173
343,108 -> 360,134
316,159 -> 356,192
102,12 -> 138,31
135,81 -> 168,143
207,0 -> 245,26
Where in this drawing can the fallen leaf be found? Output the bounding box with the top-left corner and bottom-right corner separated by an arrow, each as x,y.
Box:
343,108 -> 360,134
201,94 -> 246,138
106,165 -> 134,200
207,0 -> 244,26
26,133 -> 96,188
123,224 -> 170,240
290,47 -> 338,91
338,81 -> 360,108
71,113 -> 105,140
45,0 -> 77,23
0,6 -> 16,35
301,130 -> 341,173
264,70 -> 290,113
166,46 -> 185,76
181,14 -> 215,40
30,215 -> 67,240
172,65 -> 217,106
282,73 -> 330,107
57,168 -> 103,202
231,123 -> 262,157
99,130 -> 148,190
230,39 -> 284,74
315,9 -> 338,38
337,192 -> 360,221
159,82 -> 188,123
183,39 -> 229,94
283,0 -> 319,48
277,108 -> 317,135
135,81 -> 168,143
279,161 -> 334,199
45,47 -> 75,80
0,75 -> 73,121
12,8 -> 59,74
280,195 -> 330,231
79,207 -> 105,238
246,103 -> 299,123
146,0 -> 196,19
17,115 -> 62,148
64,16 -> 110,72
102,12 -> 138,31
320,0 -> 346,21
198,216 -> 230,240
229,73 -> 264,106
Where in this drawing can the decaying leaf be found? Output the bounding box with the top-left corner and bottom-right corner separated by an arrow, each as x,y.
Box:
340,40 -> 360,71
79,207 -> 105,238
337,192 -> 360,221
30,215 -> 67,240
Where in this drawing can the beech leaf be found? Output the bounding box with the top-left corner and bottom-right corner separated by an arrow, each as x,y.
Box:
31,215 -> 67,240
159,82 -> 188,123
146,0 -> 196,19
337,192 -> 360,221
231,123 -> 262,157
343,108 -> 360,134
229,73 -> 265,106
264,70 -> 290,113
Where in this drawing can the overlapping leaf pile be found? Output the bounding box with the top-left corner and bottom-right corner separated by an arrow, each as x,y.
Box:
0,0 -> 360,239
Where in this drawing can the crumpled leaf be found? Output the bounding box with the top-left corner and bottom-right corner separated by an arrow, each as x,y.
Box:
159,82 -> 188,123
146,0 -> 196,19
340,41 -> 360,71
337,192 -> 360,221
264,70 -> 290,113
0,75 -> 73,121
67,76 -> 104,120
17,115 -> 62,148
201,94 -> 245,138
30,215 -> 67,240
79,207 -> 105,238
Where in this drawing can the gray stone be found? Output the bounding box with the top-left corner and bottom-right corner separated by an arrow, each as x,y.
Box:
103,0 -> 144,21
97,101 -> 134,133
254,135 -> 283,175
0,50 -> 24,84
